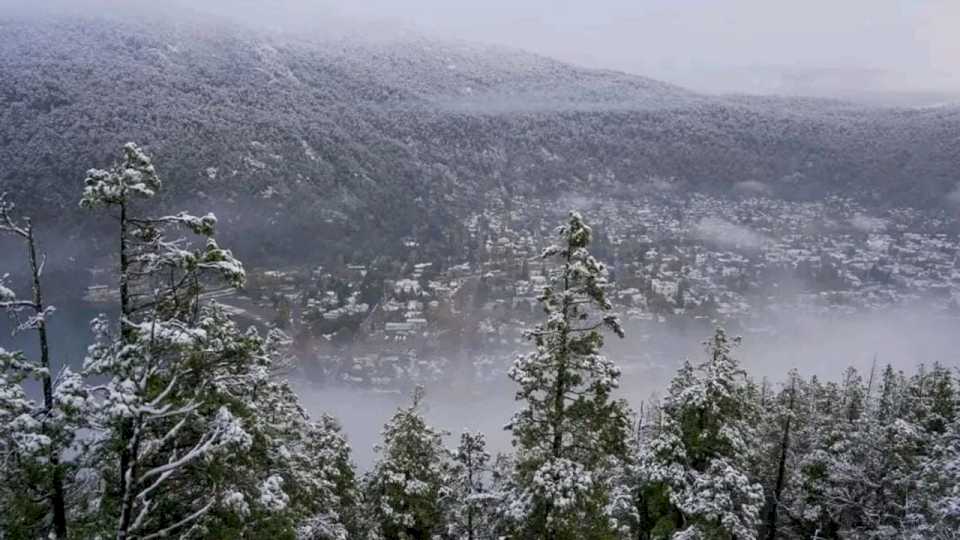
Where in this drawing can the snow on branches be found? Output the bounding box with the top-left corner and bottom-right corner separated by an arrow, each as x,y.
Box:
641,328 -> 764,540
506,210 -> 630,538
80,142 -> 160,207
366,388 -> 453,539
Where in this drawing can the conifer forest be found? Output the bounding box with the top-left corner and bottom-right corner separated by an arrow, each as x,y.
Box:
2,2 -> 960,539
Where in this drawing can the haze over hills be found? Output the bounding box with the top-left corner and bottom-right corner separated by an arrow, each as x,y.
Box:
1,11 -> 959,267
4,8 -> 959,397
4,6 -> 960,539
683,65 -> 960,107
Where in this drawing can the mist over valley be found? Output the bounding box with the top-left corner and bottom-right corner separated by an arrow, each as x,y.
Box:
2,3 -> 960,539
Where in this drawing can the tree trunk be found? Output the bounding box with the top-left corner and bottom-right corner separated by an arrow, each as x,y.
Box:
466,454 -> 475,540
26,224 -> 68,539
116,199 -> 138,538
544,251 -> 573,540
116,418 -> 143,540
764,378 -> 796,540
119,200 -> 132,339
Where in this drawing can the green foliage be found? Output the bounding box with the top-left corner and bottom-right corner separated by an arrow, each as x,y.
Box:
639,329 -> 764,540
365,388 -> 452,540
0,144 -> 364,539
506,211 -> 630,539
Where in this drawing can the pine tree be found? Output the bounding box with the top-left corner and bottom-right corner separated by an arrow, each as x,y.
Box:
770,364 -> 945,539
78,143 -> 257,538
777,374 -> 844,539
639,329 -> 764,540
449,430 -> 495,540
506,211 -> 630,539
365,388 -> 453,540
0,347 -> 40,536
604,412 -> 652,539
0,346 -> 87,538
918,396 -> 960,536
757,370 -> 798,540
487,452 -> 519,539
1,194 -> 89,539
814,365 -> 925,537
905,363 -> 957,537
180,311 -> 362,539
70,142 -> 362,539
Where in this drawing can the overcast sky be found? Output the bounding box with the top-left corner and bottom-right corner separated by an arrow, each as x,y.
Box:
305,0 -> 960,96
8,0 -> 960,96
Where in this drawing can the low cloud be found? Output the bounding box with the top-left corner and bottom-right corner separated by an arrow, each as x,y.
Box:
947,183 -> 960,207
734,180 -> 770,195
850,214 -> 887,232
693,216 -> 770,250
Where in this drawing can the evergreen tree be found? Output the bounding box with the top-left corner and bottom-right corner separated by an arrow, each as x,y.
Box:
918,400 -> 960,536
0,345 -> 89,539
182,312 -> 361,539
778,374 -> 845,539
78,143 -> 254,538
365,388 -> 453,540
771,365 -> 960,539
604,413 -> 652,539
506,211 -> 630,539
449,430 -> 495,540
815,365 -> 923,537
1,194 -> 89,539
758,371 -> 798,540
487,453 -> 519,539
640,329 -> 764,540
76,143 -> 358,538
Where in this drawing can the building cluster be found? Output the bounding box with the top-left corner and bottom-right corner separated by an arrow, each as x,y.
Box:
221,192 -> 960,391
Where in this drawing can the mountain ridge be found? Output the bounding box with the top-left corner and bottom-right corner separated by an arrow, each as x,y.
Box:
1,14 -> 958,264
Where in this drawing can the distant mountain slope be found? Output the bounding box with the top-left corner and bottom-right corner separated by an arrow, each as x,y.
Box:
1,14 -> 958,263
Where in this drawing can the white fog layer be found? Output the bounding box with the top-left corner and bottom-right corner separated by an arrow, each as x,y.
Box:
2,3 -> 959,539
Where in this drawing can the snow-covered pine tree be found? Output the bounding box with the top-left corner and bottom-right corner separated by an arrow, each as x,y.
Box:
78,143 -> 255,538
917,376 -> 960,536
905,363 -> 956,439
775,373 -> 846,539
34,142 -> 364,539
774,364 -> 933,539
639,329 -> 764,540
812,365 -> 925,537
365,387 -> 453,540
909,363 -> 957,536
866,365 -> 926,535
449,430 -> 495,540
487,452 -> 519,539
0,346 -> 38,532
297,414 -> 364,539
0,346 -> 65,538
172,308 -> 362,539
604,411 -> 652,539
0,194 -> 89,539
837,363 -> 959,538
901,361 -> 957,537
757,370 -> 799,540
506,210 -> 630,540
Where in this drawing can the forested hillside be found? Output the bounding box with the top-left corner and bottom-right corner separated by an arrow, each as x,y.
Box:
2,148 -> 958,537
2,13 -> 959,265
3,7 -> 960,539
